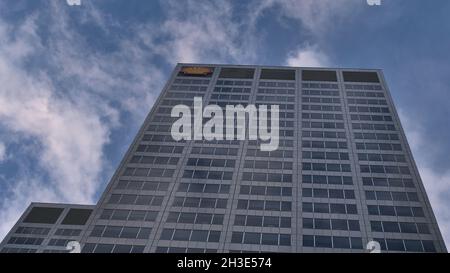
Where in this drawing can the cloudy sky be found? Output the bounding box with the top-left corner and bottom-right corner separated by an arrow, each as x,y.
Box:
0,0 -> 449,246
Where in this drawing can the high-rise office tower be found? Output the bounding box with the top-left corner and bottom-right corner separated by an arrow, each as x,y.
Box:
0,64 -> 446,253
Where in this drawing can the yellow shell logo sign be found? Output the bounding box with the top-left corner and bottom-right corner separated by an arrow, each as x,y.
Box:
181,67 -> 213,76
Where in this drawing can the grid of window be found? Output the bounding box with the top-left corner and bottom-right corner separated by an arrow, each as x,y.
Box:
122,167 -> 175,178
160,229 -> 221,242
362,177 -> 415,188
358,153 -> 406,162
82,243 -> 145,253
155,247 -> 217,253
1,248 -> 37,253
48,238 -> 73,247
302,175 -> 353,185
302,202 -> 358,214
129,155 -> 180,165
234,215 -> 291,228
236,199 -> 291,211
15,227 -> 50,236
187,158 -> 236,168
365,190 -> 418,202
177,183 -> 231,194
31,66 -> 441,254
302,130 -> 346,139
7,237 -> 43,246
302,163 -> 351,172
231,232 -> 291,246
166,212 -> 224,225
360,165 -> 410,174
242,172 -> 292,183
90,225 -> 151,239
100,209 -> 159,222
303,235 -> 363,249
373,238 -> 436,252
367,205 -> 424,217
115,180 -> 169,191
107,194 -> 164,206
172,197 -> 228,209
54,228 -> 81,236
303,218 -> 360,231
370,221 -> 430,234
182,170 -> 233,180
302,188 -> 356,200
240,185 -> 292,197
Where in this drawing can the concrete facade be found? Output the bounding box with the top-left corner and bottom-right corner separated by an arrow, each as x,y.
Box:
1,64 -> 446,253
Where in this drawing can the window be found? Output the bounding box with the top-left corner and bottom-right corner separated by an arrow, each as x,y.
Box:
231,232 -> 243,243
343,71 -> 380,83
382,222 -> 400,233
219,68 -> 255,79
262,233 -> 278,245
315,236 -> 332,248
173,229 -> 191,241
302,70 -> 337,82
371,221 -> 383,232
315,219 -> 331,230
191,230 -> 208,242
247,216 -> 263,226
160,229 -> 174,240
404,240 -> 423,252
386,239 -> 405,251
260,69 -> 295,80
264,216 -> 279,228
279,234 -> 291,246
303,235 -> 314,247
103,226 -> 121,238
208,231 -> 221,242
94,244 -> 114,253
62,208 -> 92,225
23,207 -> 64,224
399,223 -> 418,234
244,232 -> 260,244
333,237 -> 350,249
120,227 -> 139,239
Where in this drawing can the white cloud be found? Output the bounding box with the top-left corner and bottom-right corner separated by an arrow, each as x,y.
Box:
66,0 -> 81,6
138,0 -> 259,65
286,45 -> 330,67
264,0 -> 357,34
266,0 -> 361,68
0,142 -> 5,162
0,16 -> 109,239
399,110 -> 450,248
0,0 -> 372,243
0,3 -> 165,240
0,0 -> 263,241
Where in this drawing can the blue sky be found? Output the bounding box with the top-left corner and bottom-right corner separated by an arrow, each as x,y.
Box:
0,0 -> 449,246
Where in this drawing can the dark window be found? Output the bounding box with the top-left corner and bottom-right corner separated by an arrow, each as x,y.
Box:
302,70 -> 337,82
303,235 -> 314,247
62,209 -> 92,225
219,68 -> 255,79
315,236 -> 332,248
343,71 -> 380,83
333,236 -> 350,249
386,239 -> 405,251
23,207 -> 64,224
261,233 -> 278,245
260,69 -> 295,80
383,222 -> 400,233
404,240 -> 423,252
244,232 -> 260,244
